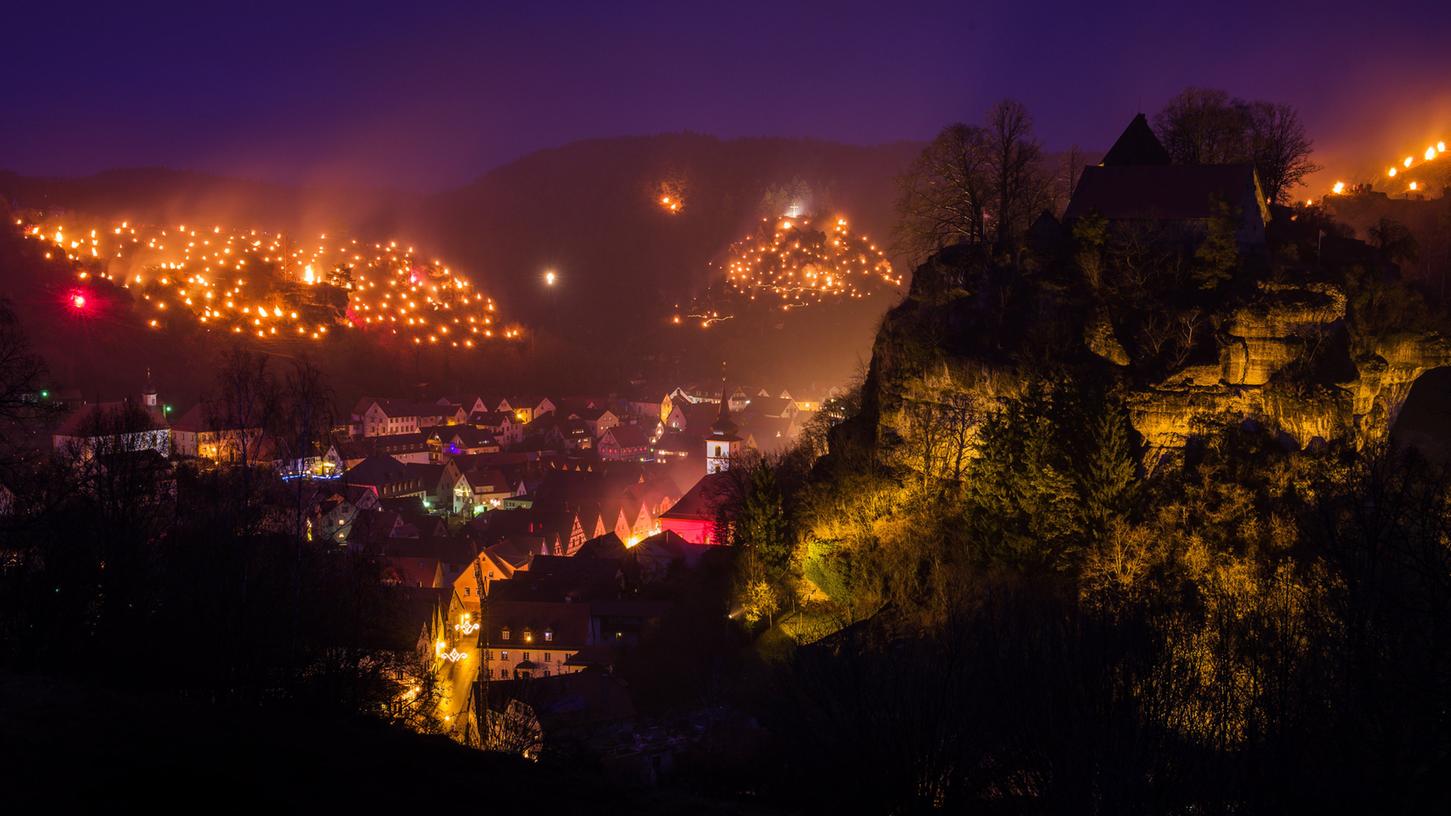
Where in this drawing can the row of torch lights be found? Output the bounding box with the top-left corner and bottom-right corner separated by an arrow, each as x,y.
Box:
1327,140 -> 1448,199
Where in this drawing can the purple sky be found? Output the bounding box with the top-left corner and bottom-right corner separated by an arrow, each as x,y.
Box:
6,0 -> 1451,190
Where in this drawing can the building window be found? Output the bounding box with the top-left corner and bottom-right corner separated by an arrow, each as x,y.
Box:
544,629 -> 553,642
501,627 -> 510,641
500,650 -> 509,661
543,652 -> 551,662
522,652 -> 529,661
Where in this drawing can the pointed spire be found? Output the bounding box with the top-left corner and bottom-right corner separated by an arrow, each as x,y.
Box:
1101,113 -> 1171,166
711,385 -> 738,439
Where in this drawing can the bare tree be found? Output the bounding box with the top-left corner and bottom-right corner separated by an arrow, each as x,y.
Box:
1057,145 -> 1090,213
895,99 -> 1049,261
0,298 -> 46,448
1154,88 -> 1247,165
895,122 -> 993,259
987,99 -> 1050,248
1168,308 -> 1206,370
1244,101 -> 1319,204
1155,88 -> 1318,204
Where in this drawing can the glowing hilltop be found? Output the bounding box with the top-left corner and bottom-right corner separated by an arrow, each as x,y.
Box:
15,217 -> 522,348
675,214 -> 902,328
1325,138 -> 1448,200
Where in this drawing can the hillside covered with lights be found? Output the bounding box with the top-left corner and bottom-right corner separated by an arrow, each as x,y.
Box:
14,217 -> 519,347
1,134 -> 923,395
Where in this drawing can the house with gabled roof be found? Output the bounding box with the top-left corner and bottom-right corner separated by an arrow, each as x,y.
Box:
468,411 -> 523,446
344,455 -> 430,500
368,431 -> 432,464
424,425 -> 500,461
658,471 -> 736,545
597,424 -> 651,462
1063,113 -> 1270,246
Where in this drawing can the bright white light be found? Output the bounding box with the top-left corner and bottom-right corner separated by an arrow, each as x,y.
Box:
544,270 -> 557,286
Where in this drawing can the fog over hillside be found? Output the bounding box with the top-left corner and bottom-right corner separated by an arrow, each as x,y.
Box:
0,134 -> 922,402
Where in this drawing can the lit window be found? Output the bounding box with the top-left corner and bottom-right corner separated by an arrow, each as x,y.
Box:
501,627 -> 510,641
544,629 -> 553,642
500,650 -> 509,661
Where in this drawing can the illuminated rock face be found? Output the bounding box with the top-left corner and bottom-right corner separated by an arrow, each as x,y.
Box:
1220,284 -> 1345,387
1124,282 -> 1451,450
862,266 -> 1451,471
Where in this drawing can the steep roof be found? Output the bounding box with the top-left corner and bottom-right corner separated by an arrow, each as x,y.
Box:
631,529 -> 713,571
737,413 -> 794,452
600,425 -> 649,449
54,399 -> 168,437
576,532 -> 628,560
352,397 -> 438,419
709,386 -> 739,440
344,455 -> 411,488
489,555 -> 622,604
745,395 -> 794,418
659,472 -> 736,522
169,404 -> 208,433
1101,113 -> 1171,166
1064,163 -> 1263,223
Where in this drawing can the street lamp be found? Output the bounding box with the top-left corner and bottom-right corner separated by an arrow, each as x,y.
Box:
543,269 -> 557,287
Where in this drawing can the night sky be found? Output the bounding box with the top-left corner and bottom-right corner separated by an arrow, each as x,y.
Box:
7,0 -> 1451,190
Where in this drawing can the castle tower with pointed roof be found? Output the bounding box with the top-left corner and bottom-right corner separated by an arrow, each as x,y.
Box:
1100,113 -> 1171,166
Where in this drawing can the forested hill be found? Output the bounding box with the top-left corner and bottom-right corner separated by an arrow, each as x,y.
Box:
1,135 -> 922,394
411,134 -> 919,342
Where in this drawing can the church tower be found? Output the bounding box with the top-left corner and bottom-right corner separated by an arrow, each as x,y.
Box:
705,386 -> 742,474
141,368 -> 158,408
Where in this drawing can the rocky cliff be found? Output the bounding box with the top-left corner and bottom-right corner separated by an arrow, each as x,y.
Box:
1126,282 -> 1451,449
851,244 -> 1451,473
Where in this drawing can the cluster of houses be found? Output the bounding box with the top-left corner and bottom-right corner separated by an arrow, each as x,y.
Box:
39,373 -> 808,604
36,372 -> 817,763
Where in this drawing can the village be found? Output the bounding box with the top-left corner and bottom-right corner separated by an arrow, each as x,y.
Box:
8,6 -> 1451,796
27,368 -> 835,773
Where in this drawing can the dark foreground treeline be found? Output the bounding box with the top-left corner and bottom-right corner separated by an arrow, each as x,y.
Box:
680,416 -> 1451,814
0,305 -> 438,731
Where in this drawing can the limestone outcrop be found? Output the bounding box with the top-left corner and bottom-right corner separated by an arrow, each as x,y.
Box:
1125,282 -> 1451,450
858,261 -> 1451,471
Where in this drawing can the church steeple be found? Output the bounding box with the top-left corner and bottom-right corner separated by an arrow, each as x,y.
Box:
141,367 -> 158,408
711,383 -> 737,437
705,379 -> 741,474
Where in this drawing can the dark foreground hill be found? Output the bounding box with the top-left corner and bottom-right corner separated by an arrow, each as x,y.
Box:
1,672 -> 775,814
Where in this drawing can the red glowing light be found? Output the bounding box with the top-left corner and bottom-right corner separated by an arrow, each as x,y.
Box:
69,292 -> 87,310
